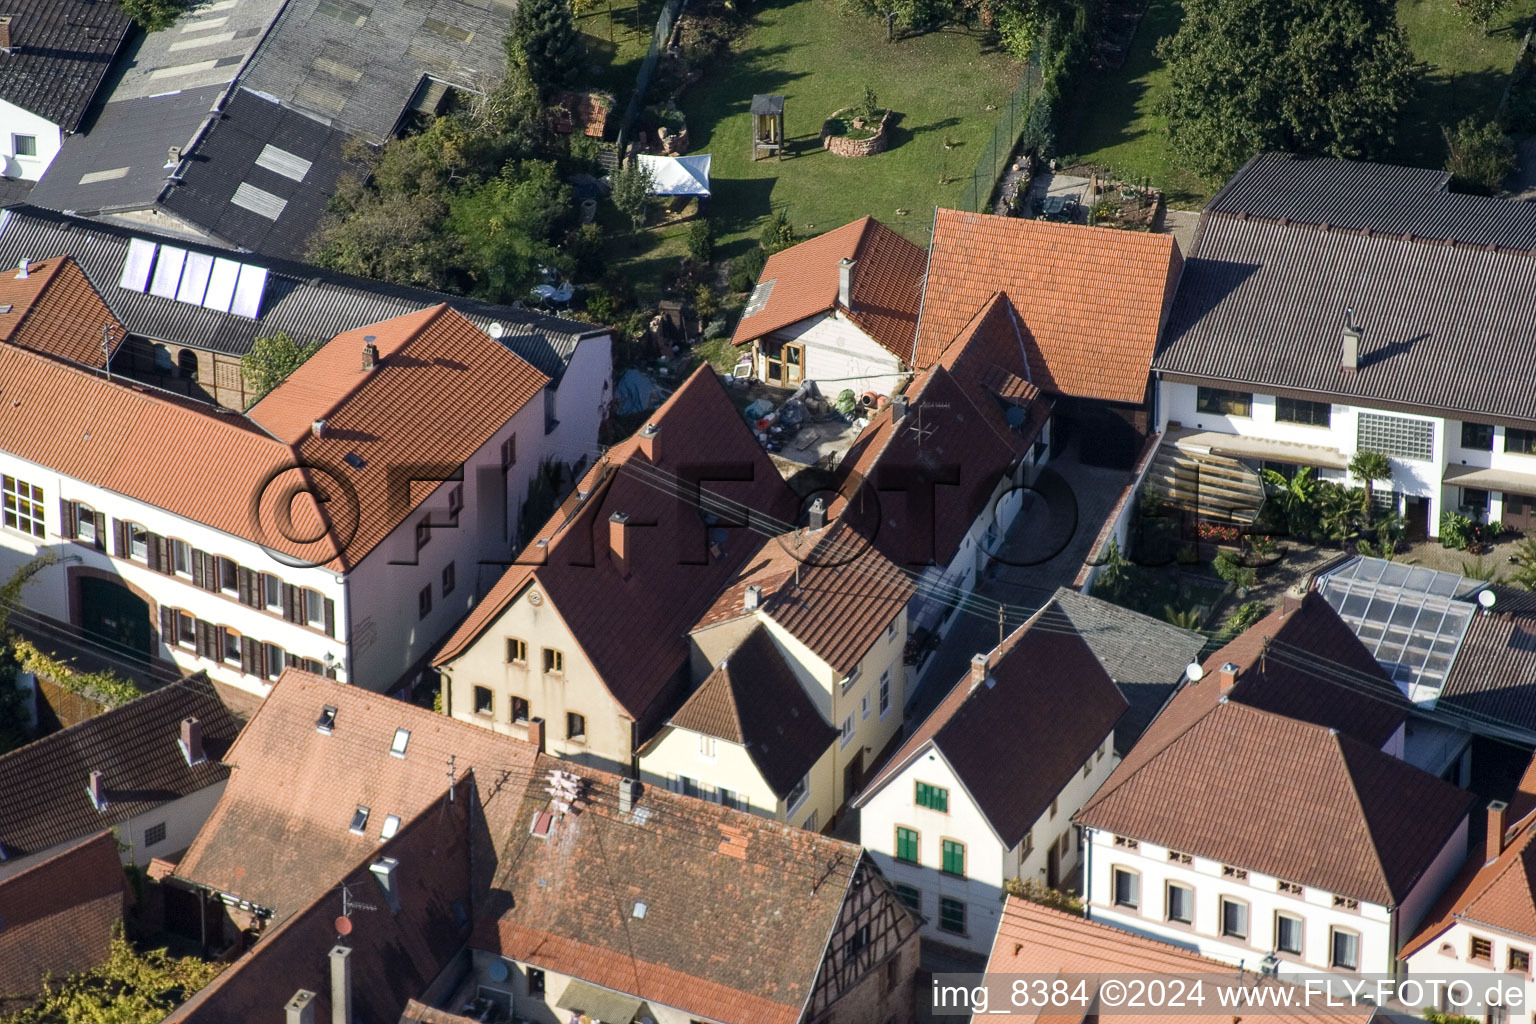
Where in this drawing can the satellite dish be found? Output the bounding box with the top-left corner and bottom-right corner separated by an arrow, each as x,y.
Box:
487,959 -> 510,982
487,322 -> 505,339
1185,662 -> 1205,682
1479,589 -> 1497,610
334,916 -> 353,936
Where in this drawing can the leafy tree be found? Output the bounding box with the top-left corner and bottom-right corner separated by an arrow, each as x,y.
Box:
121,0 -> 188,31
859,86 -> 883,124
1163,605 -> 1204,629
1445,118 -> 1515,194
759,208 -> 797,254
685,219 -> 714,263
1317,482 -> 1368,545
1348,449 -> 1392,528
1452,0 -> 1510,32
1510,537 -> 1536,590
448,161 -> 570,302
837,0 -> 938,40
1261,466 -> 1319,538
3,928 -> 221,1024
507,0 -> 585,93
610,162 -> 655,231
1158,0 -> 1416,179
241,332 -> 322,406
1212,550 -> 1257,591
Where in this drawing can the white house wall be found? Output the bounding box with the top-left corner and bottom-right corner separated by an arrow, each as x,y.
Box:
0,98 -> 62,181
752,312 -> 908,398
1405,918 -> 1536,1014
543,335 -> 613,472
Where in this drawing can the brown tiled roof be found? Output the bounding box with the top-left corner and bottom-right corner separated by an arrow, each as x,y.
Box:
659,624 -> 838,798
474,753 -> 870,1024
433,367 -> 798,737
0,257 -> 124,369
0,675 -> 242,863
174,669 -> 536,920
988,898 -> 1374,1024
916,209 -> 1182,402
1440,606 -> 1536,734
398,1000 -> 483,1024
0,831 -> 125,1011
1203,591 -> 1409,748
166,789 -> 474,1024
694,521 -> 915,676
731,217 -> 927,361
1078,693 -> 1473,906
856,602 -> 1127,848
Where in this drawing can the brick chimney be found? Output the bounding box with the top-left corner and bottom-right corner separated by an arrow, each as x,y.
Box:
87,770 -> 107,811
179,716 -> 205,766
891,395 -> 908,422
620,776 -> 640,814
329,945 -> 353,1024
284,990 -> 316,1024
1281,583 -> 1306,618
1218,662 -> 1240,693
527,716 -> 545,754
609,512 -> 630,576
0,18 -> 14,54
361,335 -> 379,371
638,422 -> 660,462
838,258 -> 856,309
970,653 -> 988,686
1489,800 -> 1511,856
312,418 -> 327,439
744,583 -> 762,611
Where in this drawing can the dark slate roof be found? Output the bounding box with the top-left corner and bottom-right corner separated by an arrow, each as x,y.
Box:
0,0 -> 133,132
240,0 -> 517,142
0,675 -> 243,862
1047,587 -> 1207,754
0,205 -> 604,374
1440,597 -> 1536,734
29,85 -> 225,215
158,88 -> 361,260
660,624 -> 839,799
1157,154 -> 1536,425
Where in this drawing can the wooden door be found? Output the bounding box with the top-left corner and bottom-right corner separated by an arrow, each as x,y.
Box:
784,343 -> 804,385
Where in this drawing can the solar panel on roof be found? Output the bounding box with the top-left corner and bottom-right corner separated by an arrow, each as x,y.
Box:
150,247 -> 187,299
119,238 -> 157,292
204,258 -> 241,312
178,252 -> 215,305
231,264 -> 269,319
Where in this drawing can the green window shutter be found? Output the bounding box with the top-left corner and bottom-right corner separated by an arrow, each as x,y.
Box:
942,840 -> 965,876
896,827 -> 918,863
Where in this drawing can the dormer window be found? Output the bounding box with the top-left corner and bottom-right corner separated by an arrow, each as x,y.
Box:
350,806 -> 369,834
317,705 -> 338,733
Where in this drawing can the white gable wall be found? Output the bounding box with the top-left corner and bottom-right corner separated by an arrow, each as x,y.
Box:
748,312 -> 908,398
0,98 -> 61,180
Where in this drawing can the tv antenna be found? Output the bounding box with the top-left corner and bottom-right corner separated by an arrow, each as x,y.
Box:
904,402 -> 939,449
338,881 -> 378,922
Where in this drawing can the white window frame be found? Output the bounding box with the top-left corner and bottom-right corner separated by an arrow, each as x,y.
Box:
1220,897 -> 1249,940
12,134 -> 36,158
304,588 -> 325,629
839,714 -> 854,748
1112,867 -> 1139,909
221,627 -> 241,666
861,692 -> 870,720
75,503 -> 98,545
786,772 -> 809,814
1166,881 -> 1194,924
879,670 -> 892,719
1275,911 -> 1303,956
128,522 -> 149,562
1330,927 -> 1360,971
698,735 -> 717,760
173,539 -> 193,578
841,665 -> 861,693
263,573 -> 282,609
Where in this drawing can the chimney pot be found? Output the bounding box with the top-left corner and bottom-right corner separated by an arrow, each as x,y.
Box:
807,498 -> 826,530
838,258 -> 857,309
620,776 -> 640,814
970,653 -> 988,686
179,716 -> 205,766
744,583 -> 762,611
14,258 -> 26,279
891,395 -> 908,422
609,511 -> 631,576
638,422 -> 661,462
369,856 -> 401,913
312,418 -> 327,439
1218,662 -> 1240,693
1341,309 -> 1361,374
87,769 -> 106,811
362,342 -> 379,371
1490,800 -> 1511,856
527,716 -> 545,754
329,945 -> 353,1024
165,146 -> 181,170
1281,584 -> 1306,617
285,990 -> 317,1024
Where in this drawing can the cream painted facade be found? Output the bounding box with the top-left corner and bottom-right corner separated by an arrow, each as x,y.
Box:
859,733 -> 1116,954
461,948 -> 723,1024
1403,916 -> 1536,1013
746,310 -> 910,398
1083,819 -> 1469,978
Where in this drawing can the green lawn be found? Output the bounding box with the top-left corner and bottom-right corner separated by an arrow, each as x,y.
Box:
577,0 -> 668,113
672,0 -> 1025,254
1058,0 -> 1531,204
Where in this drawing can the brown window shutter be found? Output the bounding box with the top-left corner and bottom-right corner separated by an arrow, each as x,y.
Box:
323,597 -> 335,637
237,567 -> 258,607
195,620 -> 214,659
59,500 -> 75,539
159,606 -> 175,647
91,512 -> 106,551
149,534 -> 169,575
240,635 -> 258,675
282,583 -> 300,623
112,519 -> 129,558
191,549 -> 208,590
200,552 -> 219,592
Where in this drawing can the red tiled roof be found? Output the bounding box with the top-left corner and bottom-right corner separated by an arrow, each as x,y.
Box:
0,257 -> 124,369
856,601 -> 1126,848
694,520 -> 914,675
474,753 -> 881,1024
1078,693 -> 1472,906
731,217 -> 927,361
433,367 -> 797,737
174,669 -> 537,921
987,898 -> 1374,1024
915,209 -> 1182,403
0,831 -> 125,1011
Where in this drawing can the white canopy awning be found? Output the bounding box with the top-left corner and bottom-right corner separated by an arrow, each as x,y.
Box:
636,154 -> 711,196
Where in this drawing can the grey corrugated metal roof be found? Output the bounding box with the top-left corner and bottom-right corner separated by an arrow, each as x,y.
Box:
1156,184 -> 1536,424
1205,153 -> 1536,249
0,206 -> 604,379
1440,601 -> 1536,735
0,0 -> 133,132
240,0 -> 516,141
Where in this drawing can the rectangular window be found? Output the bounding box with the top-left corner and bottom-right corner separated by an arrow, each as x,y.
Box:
842,665 -> 861,692
887,620 -> 896,641
1196,387 -> 1252,417
1357,411 -> 1434,461
1462,422 -> 1496,451
543,648 -> 564,674
448,484 -> 463,517
566,711 -> 585,740
1051,797 -> 1059,818
698,735 -> 717,759
510,696 -> 529,723
894,882 -> 921,913
173,539 -> 192,576
895,826 -> 919,863
262,573 -> 281,609
941,839 -> 965,876
418,584 -> 431,619
1220,898 -> 1249,940
840,714 -> 854,747
717,787 -> 737,810
4,477 -> 45,537
1510,948 -> 1530,974
218,557 -> 239,595
12,134 -> 36,158
1113,868 -> 1139,909
938,896 -> 966,935
786,772 -> 809,813
381,814 -> 401,839
76,505 -> 99,546
415,519 -> 431,551
861,693 -> 870,720
264,643 -> 285,680
473,685 -> 493,716
304,588 -> 325,629
1508,428 -> 1536,455
506,638 -> 527,663
1166,883 -> 1193,924
1276,912 -> 1303,955
1082,758 -> 1092,779
390,728 -> 410,756
1275,396 -> 1331,427
879,671 -> 891,718
221,627 -> 240,665
501,434 -> 517,469
144,821 -> 167,847
1332,928 -> 1360,971
129,523 -> 148,561
1472,936 -> 1494,962
349,805 -> 369,834
442,561 -> 456,597
915,781 -> 949,812
527,968 -> 545,996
